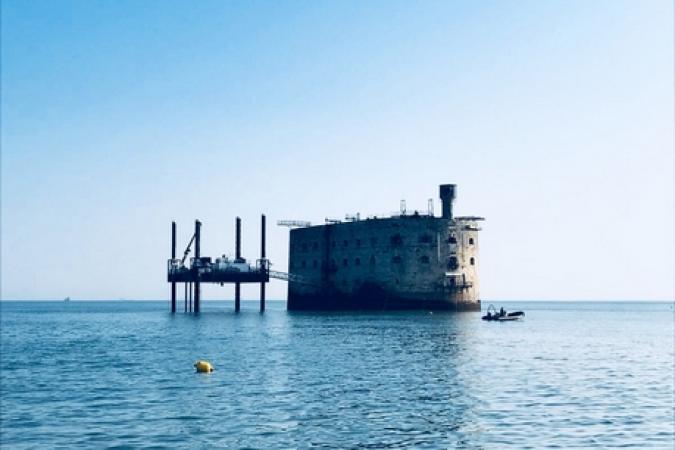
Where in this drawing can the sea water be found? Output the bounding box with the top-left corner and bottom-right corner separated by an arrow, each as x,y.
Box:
1,301 -> 673,448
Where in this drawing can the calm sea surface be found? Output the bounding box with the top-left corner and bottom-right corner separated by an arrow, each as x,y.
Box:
1,301 -> 673,449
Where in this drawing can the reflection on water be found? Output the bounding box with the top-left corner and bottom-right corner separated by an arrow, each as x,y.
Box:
1,301 -> 673,448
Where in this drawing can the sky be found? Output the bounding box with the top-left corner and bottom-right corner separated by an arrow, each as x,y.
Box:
1,0 -> 673,301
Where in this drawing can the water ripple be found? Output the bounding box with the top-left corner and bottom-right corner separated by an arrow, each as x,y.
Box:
1,301 -> 673,448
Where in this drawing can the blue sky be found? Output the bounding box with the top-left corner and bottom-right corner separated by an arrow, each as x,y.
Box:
1,0 -> 673,301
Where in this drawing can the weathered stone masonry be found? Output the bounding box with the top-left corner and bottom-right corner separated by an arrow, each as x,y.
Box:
287,184 -> 483,311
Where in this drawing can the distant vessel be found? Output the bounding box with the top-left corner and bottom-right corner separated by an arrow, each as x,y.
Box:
63,297 -> 71,302
482,304 -> 524,321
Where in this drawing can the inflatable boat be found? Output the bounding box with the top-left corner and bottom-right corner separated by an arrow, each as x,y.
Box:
481,304 -> 524,321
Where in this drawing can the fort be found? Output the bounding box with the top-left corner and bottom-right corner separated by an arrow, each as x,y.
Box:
286,184 -> 483,311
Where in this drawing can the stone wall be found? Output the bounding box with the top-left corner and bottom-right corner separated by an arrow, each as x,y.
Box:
288,215 -> 481,310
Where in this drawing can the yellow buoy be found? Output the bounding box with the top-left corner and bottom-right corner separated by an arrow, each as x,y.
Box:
194,360 -> 214,373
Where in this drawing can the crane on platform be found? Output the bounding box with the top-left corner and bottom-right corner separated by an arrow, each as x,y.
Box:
180,233 -> 196,266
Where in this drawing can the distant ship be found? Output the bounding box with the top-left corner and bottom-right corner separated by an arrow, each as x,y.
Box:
63,297 -> 71,302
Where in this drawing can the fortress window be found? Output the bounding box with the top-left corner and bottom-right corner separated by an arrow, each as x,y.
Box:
470,257 -> 475,265
356,239 -> 361,247
370,255 -> 376,266
355,257 -> 361,266
448,236 -> 457,244
469,238 -> 474,245
343,240 -> 348,248
370,237 -> 378,246
392,255 -> 402,263
301,260 -> 307,268
447,257 -> 459,270
343,259 -> 348,267
419,234 -> 432,244
390,234 -> 403,246
301,243 -> 308,252
313,260 -> 318,268
419,255 -> 430,264
312,242 -> 318,250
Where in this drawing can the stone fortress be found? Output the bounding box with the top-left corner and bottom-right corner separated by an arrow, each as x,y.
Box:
287,184 -> 484,311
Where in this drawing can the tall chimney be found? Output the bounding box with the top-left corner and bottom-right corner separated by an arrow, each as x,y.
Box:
439,184 -> 456,220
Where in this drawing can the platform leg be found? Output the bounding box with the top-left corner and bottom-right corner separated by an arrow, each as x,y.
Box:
171,222 -> 177,313
260,283 -> 265,312
260,214 -> 266,313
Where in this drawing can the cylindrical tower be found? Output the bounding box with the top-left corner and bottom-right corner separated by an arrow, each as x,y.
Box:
439,184 -> 456,220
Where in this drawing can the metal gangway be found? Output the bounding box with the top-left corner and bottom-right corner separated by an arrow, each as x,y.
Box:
268,270 -> 318,286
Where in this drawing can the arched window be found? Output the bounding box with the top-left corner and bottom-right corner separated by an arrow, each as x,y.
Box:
312,260 -> 318,268
343,259 -> 348,267
420,255 -> 430,264
343,240 -> 348,248
355,257 -> 361,266
469,238 -> 474,245
301,260 -> 306,268
470,257 -> 475,265
392,255 -> 402,263
312,242 -> 318,250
